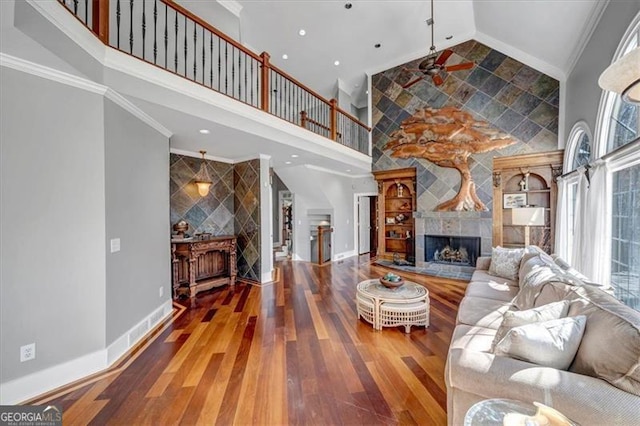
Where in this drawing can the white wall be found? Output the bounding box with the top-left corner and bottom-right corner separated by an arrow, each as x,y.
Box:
104,99 -> 171,344
564,1 -> 639,144
275,166 -> 376,261
1,68 -> 107,383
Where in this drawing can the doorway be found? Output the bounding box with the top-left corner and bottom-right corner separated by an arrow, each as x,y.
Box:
357,195 -> 378,255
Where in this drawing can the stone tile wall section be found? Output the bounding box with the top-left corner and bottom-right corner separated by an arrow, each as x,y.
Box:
170,153 -> 235,236
169,153 -> 261,281
234,159 -> 262,282
372,39 -> 559,216
372,40 -> 560,266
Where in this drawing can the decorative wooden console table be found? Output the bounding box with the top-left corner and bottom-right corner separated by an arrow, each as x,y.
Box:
171,235 -> 237,298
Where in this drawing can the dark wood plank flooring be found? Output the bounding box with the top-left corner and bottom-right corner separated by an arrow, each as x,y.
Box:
29,256 -> 467,425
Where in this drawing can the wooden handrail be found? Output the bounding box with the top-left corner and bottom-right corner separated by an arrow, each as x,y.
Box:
161,0 -> 262,61
335,105 -> 371,131
57,0 -> 371,154
269,63 -> 331,108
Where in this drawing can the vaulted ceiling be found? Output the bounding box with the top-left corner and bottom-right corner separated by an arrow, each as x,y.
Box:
236,0 -> 606,105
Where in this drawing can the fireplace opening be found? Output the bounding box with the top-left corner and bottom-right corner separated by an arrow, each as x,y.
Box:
425,235 -> 481,267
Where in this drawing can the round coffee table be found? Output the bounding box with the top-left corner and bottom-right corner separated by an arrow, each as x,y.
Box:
464,399 -> 536,425
356,279 -> 429,333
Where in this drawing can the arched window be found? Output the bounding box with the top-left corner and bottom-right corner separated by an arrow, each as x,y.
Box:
564,121 -> 592,173
595,14 -> 640,157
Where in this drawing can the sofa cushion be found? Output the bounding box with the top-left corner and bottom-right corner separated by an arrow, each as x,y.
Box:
551,254 -> 589,281
491,300 -> 570,351
465,280 -> 519,302
519,251 -> 556,288
488,246 -> 525,280
471,270 -> 517,287
457,297 -> 512,328
567,285 -> 640,396
494,315 -> 587,370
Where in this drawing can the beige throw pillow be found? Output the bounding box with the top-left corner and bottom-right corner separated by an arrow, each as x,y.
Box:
489,246 -> 525,281
494,315 -> 587,370
491,300 -> 570,351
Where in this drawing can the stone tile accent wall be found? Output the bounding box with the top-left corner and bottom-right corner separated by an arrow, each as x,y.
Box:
170,153 -> 262,281
234,159 -> 261,281
372,39 -> 559,215
170,153 -> 235,236
371,40 -> 559,266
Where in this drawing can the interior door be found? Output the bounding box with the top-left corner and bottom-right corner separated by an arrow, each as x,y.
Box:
369,196 -> 378,254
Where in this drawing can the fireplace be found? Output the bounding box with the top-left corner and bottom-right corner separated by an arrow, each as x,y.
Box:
425,235 -> 481,267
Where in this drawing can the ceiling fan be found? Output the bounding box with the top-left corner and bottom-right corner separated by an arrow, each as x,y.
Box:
402,0 -> 474,89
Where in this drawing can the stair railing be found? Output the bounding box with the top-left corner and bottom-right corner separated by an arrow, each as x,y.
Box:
57,0 -> 371,155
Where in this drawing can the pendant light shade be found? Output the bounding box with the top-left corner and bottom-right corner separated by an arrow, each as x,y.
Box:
195,150 -> 212,197
599,46 -> 640,104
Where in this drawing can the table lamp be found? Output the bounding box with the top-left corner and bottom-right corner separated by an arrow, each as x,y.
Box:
512,207 -> 545,246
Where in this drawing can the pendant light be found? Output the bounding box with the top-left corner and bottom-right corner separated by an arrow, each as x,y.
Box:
195,150 -> 212,197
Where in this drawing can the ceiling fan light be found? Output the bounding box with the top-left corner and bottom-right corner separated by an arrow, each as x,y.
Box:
598,46 -> 640,104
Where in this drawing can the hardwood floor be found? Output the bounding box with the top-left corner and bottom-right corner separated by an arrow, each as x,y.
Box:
30,256 -> 467,425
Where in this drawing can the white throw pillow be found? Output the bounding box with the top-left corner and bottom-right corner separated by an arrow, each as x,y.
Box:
494,315 -> 587,370
491,300 -> 570,351
488,246 -> 525,281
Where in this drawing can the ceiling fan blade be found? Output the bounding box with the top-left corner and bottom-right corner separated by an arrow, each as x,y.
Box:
432,74 -> 444,86
445,62 -> 474,72
402,76 -> 425,89
434,49 -> 453,66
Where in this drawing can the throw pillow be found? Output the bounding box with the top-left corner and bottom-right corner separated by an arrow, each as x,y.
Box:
494,315 -> 587,370
491,300 -> 570,351
489,246 -> 525,281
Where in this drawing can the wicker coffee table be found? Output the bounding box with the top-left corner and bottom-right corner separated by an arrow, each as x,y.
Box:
356,279 -> 429,333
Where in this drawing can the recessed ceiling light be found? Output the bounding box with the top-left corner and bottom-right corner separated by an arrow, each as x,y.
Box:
334,60 -> 340,66
199,129 -> 210,134
298,29 -> 306,36
282,54 -> 288,60
346,169 -> 351,172
344,3 -> 352,9
285,161 -> 292,165
366,90 -> 369,94
374,43 -> 381,48
291,154 -> 299,158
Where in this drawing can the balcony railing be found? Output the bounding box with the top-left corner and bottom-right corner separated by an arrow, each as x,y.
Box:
57,0 -> 371,155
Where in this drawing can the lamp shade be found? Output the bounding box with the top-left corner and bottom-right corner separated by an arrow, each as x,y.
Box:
598,46 -> 640,103
512,207 -> 545,226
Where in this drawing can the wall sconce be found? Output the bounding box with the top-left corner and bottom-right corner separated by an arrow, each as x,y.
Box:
599,46 -> 640,104
195,150 -> 212,197
512,207 -> 545,247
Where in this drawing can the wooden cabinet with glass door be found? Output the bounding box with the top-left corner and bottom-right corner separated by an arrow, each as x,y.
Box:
373,168 -> 416,263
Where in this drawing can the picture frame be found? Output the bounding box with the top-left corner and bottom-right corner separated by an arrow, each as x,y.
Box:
503,193 -> 527,209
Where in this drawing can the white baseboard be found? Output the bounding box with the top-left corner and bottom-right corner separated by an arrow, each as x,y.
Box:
0,300 -> 172,405
333,250 -> 357,261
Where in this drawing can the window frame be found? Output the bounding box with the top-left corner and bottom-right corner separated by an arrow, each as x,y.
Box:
593,13 -> 640,158
564,121 -> 592,174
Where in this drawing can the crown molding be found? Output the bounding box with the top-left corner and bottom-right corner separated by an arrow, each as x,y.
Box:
104,89 -> 172,138
565,0 -> 610,77
0,53 -> 172,138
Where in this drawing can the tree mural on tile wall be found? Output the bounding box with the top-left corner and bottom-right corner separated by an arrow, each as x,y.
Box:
385,106 -> 514,211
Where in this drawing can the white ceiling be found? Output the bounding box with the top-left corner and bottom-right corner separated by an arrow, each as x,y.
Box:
236,0 -> 605,104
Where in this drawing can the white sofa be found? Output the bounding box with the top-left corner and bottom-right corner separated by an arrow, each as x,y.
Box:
445,248 -> 640,425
